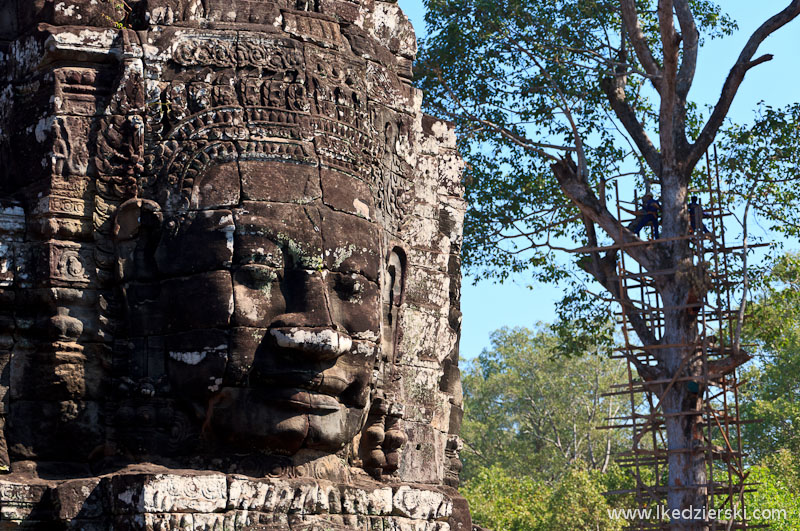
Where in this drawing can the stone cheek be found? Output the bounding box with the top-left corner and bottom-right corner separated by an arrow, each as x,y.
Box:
0,0 -> 470,528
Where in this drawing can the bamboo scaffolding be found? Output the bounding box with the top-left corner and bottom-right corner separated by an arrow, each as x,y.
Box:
603,153 -> 754,530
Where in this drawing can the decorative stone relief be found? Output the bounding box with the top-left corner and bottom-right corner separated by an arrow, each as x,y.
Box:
0,0 -> 469,528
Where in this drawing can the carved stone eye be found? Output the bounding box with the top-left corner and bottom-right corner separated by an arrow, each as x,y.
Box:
238,264 -> 279,290
334,274 -> 363,300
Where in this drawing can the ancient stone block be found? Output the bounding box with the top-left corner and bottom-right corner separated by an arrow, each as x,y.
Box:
397,423 -> 447,485
0,0 -> 470,527
241,160 -> 320,204
112,472 -> 228,514
225,326 -> 265,385
392,485 -> 451,520
321,168 -> 376,220
154,210 -> 235,276
0,480 -> 51,521
404,267 -> 451,311
54,478 -> 106,520
396,308 -> 457,366
190,162 -> 241,209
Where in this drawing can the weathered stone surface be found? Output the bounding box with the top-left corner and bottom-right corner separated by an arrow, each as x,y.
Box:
0,467 -> 465,529
0,0 -> 470,527
54,478 -> 105,520
392,485 -> 451,520
0,480 -> 51,521
113,472 -> 228,514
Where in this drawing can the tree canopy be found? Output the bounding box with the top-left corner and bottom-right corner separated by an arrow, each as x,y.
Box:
457,325 -> 634,531
417,0 -> 800,527
417,0 -> 800,332
460,326 -> 628,481
455,318 -> 800,531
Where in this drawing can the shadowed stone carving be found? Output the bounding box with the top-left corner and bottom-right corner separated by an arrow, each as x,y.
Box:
0,0 -> 468,528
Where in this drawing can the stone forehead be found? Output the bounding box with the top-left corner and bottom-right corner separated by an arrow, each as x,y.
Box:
141,26 -> 413,231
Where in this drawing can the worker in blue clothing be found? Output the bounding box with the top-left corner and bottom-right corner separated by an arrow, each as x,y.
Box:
630,193 -> 660,239
688,196 -> 710,234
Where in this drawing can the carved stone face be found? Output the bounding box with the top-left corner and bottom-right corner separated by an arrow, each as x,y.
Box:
0,0 -> 473,522
99,24 -> 415,461
114,156 -> 398,457
1,5 -> 465,490
213,200 -> 380,453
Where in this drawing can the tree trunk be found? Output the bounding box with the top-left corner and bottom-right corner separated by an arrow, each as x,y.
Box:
659,274 -> 707,530
660,281 -> 709,530
658,167 -> 709,530
663,372 -> 708,530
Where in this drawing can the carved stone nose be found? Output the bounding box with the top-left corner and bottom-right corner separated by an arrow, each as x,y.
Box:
277,269 -> 334,328
266,270 -> 351,360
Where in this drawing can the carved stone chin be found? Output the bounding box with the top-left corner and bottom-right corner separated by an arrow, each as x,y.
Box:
0,0 -> 469,528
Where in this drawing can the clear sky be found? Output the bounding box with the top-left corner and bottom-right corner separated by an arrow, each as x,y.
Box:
398,0 -> 800,359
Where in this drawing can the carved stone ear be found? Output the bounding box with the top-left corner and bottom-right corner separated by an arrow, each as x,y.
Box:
112,198 -> 162,281
382,248 -> 406,323
382,247 -> 406,363
113,198 -> 162,242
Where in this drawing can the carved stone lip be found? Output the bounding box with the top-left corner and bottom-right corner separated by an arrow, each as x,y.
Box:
265,386 -> 342,413
253,370 -> 354,403
269,326 -> 353,359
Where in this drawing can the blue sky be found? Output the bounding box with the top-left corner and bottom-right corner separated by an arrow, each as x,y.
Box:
398,1 -> 800,359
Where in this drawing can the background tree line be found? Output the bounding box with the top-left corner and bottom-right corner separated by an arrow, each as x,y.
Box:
411,0 -> 800,527
457,254 -> 800,530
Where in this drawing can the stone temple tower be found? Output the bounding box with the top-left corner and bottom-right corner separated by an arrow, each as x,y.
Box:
0,0 -> 470,528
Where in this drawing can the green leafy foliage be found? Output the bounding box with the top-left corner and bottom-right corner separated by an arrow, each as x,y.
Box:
415,0 -> 756,347
719,103 -> 800,239
417,0 -> 800,521
722,254 -> 800,526
462,464 -> 629,531
457,325 -> 637,529
456,320 -> 800,530
740,253 -> 800,460
546,467 -> 626,531
745,451 -> 800,531
462,466 -> 551,531
418,0 -> 736,278
420,0 -> 649,281
460,326 -> 628,481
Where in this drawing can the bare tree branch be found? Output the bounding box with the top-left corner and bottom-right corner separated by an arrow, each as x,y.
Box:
673,0 -> 699,155
600,76 -> 663,176
657,0 -> 681,162
734,181 -> 758,354
552,158 -> 661,273
674,0 -> 699,101
620,0 -> 663,85
474,116 -> 572,158
707,347 -> 752,379
569,194 -> 662,380
689,0 -> 800,168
